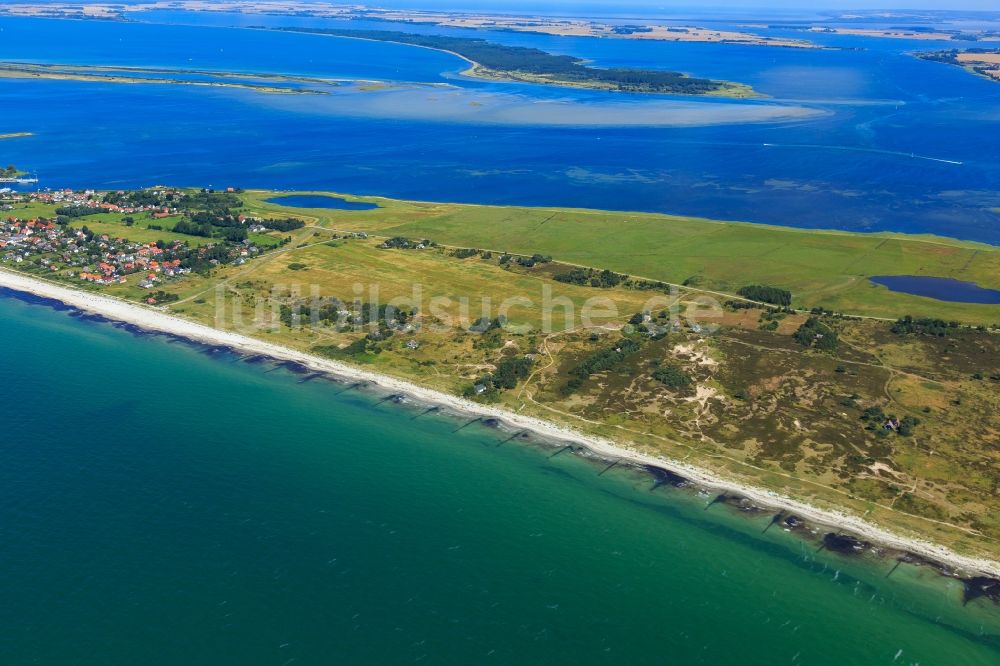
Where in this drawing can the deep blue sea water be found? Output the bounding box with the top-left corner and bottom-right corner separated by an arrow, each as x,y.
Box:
266,194 -> 380,210
2,289 -> 1000,664
0,13 -> 998,242
871,275 -> 1000,304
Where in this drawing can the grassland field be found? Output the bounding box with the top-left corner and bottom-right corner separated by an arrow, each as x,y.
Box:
240,190 -> 1000,325
8,188 -> 1000,558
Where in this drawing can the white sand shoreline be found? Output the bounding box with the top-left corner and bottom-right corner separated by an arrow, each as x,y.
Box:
2,266 -> 998,579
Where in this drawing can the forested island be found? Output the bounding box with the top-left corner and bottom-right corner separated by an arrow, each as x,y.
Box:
271,27 -> 757,96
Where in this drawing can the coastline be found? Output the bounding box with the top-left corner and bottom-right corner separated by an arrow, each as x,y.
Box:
459,62 -> 762,99
0,65 -> 326,95
2,265 -> 999,580
273,28 -> 760,99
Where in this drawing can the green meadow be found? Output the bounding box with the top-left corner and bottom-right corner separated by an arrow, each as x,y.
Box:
7,188 -> 1000,556
243,190 -> 1000,323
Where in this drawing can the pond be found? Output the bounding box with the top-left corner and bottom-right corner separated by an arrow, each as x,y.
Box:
870,275 -> 1000,304
266,195 -> 379,210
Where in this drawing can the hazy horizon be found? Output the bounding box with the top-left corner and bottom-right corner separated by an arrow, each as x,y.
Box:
28,0 -> 994,14
350,0 -> 1000,13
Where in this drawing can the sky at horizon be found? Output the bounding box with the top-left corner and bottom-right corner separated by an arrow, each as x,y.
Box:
27,0 -> 989,14
362,0 -> 1000,12
21,0 -> 1000,17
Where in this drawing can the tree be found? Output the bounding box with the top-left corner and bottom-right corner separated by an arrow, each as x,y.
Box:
793,317 -> 838,351
652,366 -> 691,389
898,415 -> 920,437
737,285 -> 792,307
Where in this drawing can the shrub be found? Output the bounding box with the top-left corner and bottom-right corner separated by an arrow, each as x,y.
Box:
793,317 -> 838,351
554,267 -> 626,288
569,338 -> 642,380
652,366 -> 691,389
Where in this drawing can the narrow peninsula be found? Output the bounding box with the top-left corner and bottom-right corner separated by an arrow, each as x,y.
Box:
0,62 -> 331,95
1,185 -> 999,577
271,27 -> 760,97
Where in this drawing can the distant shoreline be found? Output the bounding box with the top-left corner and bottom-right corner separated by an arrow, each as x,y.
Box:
2,264 -> 998,581
268,27 -> 763,99
0,63 -> 328,95
915,49 -> 1000,85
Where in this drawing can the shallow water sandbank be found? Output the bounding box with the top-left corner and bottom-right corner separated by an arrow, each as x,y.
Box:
264,82 -> 827,128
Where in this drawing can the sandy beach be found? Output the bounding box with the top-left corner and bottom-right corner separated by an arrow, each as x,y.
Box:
2,266 -> 998,579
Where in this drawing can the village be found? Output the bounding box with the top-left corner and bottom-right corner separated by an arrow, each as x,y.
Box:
0,187 -> 267,299
0,186 -> 179,216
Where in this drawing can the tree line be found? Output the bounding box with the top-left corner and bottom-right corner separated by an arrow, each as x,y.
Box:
273,27 -> 728,94
554,267 -> 627,288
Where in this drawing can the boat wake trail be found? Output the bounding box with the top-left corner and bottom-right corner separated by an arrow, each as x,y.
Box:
760,143 -> 963,165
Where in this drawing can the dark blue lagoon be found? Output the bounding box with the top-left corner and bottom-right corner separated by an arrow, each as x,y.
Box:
1,13 -> 999,242
266,194 -> 379,210
871,276 -> 1000,304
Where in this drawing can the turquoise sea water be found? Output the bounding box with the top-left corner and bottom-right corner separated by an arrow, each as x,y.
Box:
2,290 -> 999,664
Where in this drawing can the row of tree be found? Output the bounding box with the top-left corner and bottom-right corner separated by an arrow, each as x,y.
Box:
890,315 -> 962,337
554,268 -> 627,288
